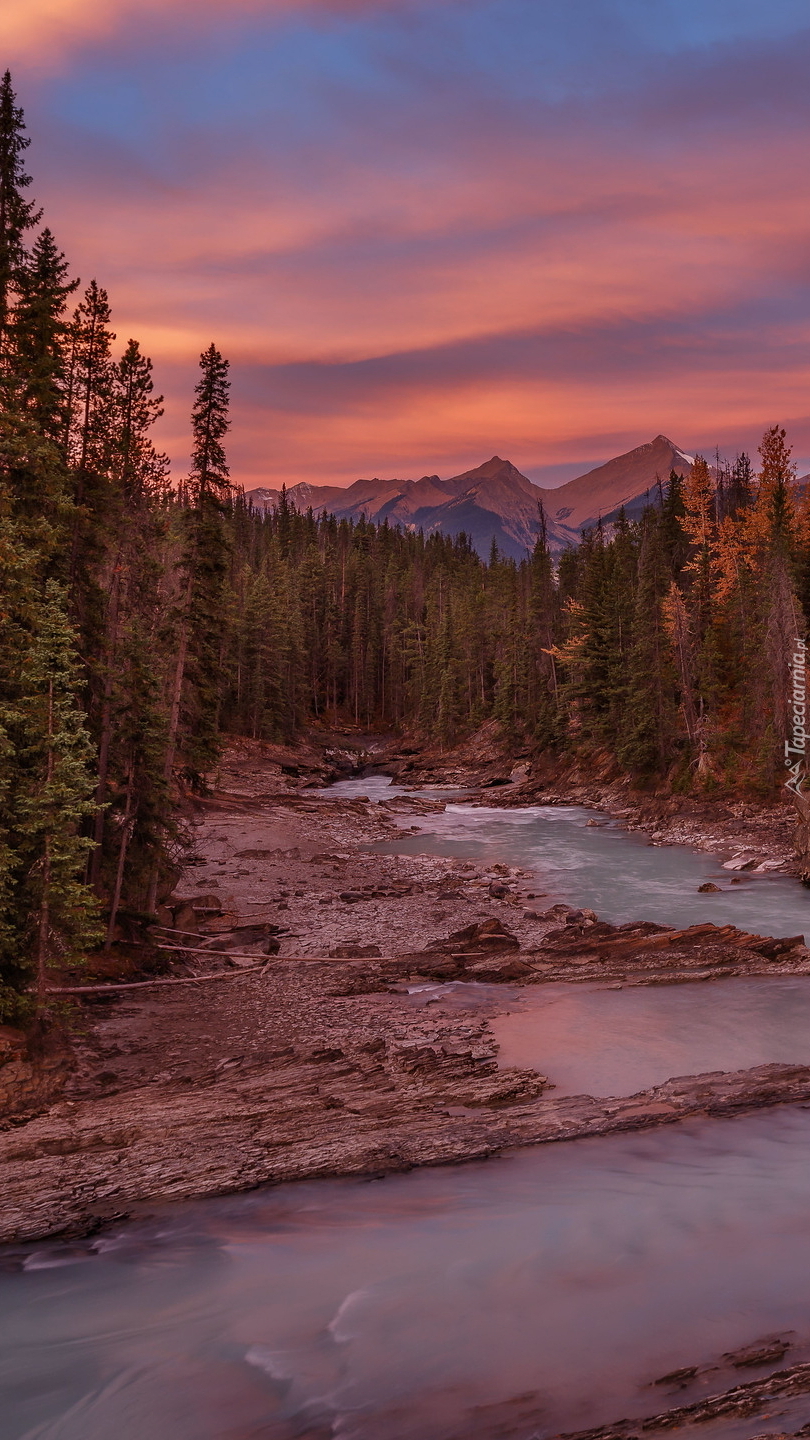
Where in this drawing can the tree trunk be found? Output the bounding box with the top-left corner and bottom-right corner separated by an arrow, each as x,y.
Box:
105,758 -> 136,949
35,682 -> 55,1013
146,571 -> 193,914
88,561 -> 122,891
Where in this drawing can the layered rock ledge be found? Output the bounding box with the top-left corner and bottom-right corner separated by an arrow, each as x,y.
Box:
3,1051 -> 810,1245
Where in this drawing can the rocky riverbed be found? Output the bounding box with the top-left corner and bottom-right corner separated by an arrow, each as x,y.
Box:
3,740 -> 810,1246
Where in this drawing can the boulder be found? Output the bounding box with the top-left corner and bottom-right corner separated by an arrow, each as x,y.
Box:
0,1027 -> 70,1120
465,956 -> 533,982
426,919 -> 520,955
197,922 -> 284,956
172,892 -> 222,912
537,903 -> 575,921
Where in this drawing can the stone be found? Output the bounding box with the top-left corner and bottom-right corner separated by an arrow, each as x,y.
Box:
172,892 -> 222,913
653,1365 -> 698,1386
538,903 -> 574,921
723,1336 -> 791,1368
171,904 -> 200,933
750,935 -> 805,960
424,919 -> 520,955
558,1356 -> 810,1440
465,956 -> 533,981
199,923 -> 282,950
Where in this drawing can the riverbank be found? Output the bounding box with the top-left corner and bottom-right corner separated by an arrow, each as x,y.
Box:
3,743 -> 810,1245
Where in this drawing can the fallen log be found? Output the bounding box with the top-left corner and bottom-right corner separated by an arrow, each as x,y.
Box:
45,954 -> 418,992
46,968 -> 267,993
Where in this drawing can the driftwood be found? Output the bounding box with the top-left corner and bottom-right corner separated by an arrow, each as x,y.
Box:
46,968 -> 268,993
45,954 -> 412,994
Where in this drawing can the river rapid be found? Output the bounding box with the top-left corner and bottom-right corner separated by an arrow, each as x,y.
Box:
4,785 -> 810,1440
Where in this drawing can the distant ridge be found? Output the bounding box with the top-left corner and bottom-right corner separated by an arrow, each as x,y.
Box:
245,435 -> 696,559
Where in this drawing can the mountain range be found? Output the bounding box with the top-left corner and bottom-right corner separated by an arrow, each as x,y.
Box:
245,434 -> 699,559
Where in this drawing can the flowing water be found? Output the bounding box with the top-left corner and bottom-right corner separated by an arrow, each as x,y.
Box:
6,1112 -> 810,1440
370,789 -> 810,940
5,787 -> 810,1440
491,975 -> 810,1095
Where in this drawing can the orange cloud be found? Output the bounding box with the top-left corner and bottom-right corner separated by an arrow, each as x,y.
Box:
0,0 -> 394,66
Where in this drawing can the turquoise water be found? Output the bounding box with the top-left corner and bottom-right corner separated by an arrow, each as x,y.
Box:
372,793 -> 810,940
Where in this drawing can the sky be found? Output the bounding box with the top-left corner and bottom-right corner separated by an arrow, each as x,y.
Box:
4,0 -> 810,489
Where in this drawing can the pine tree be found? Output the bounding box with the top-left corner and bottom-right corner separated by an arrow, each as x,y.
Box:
528,519 -> 560,744
12,228 -> 77,437
65,280 -> 116,504
188,342 -> 230,507
113,339 -> 169,502
160,344 -> 232,835
0,72 -> 40,362
87,339 -> 171,897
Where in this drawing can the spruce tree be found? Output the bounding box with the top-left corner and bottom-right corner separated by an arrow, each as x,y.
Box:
113,338 -> 169,502
189,342 -> 230,506
0,71 -> 40,362
160,344 -> 232,834
12,228 -> 77,437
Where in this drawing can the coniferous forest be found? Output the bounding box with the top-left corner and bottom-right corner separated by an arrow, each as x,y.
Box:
1,71 -> 808,1022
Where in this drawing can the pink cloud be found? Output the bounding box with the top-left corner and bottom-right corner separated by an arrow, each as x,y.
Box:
11,5 -> 810,487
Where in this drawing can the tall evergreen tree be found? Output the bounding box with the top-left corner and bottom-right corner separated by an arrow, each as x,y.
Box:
0,72 -> 40,362
12,228 -> 77,437
161,345 -> 232,813
15,584 -> 100,1009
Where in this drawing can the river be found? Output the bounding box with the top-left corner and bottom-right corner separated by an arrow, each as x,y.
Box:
4,788 -> 810,1440
367,785 -> 810,940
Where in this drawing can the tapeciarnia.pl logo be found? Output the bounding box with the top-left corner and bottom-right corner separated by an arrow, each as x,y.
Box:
785,636 -> 808,796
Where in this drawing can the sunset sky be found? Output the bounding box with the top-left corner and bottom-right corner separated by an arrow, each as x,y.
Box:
5,0 -> 810,488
